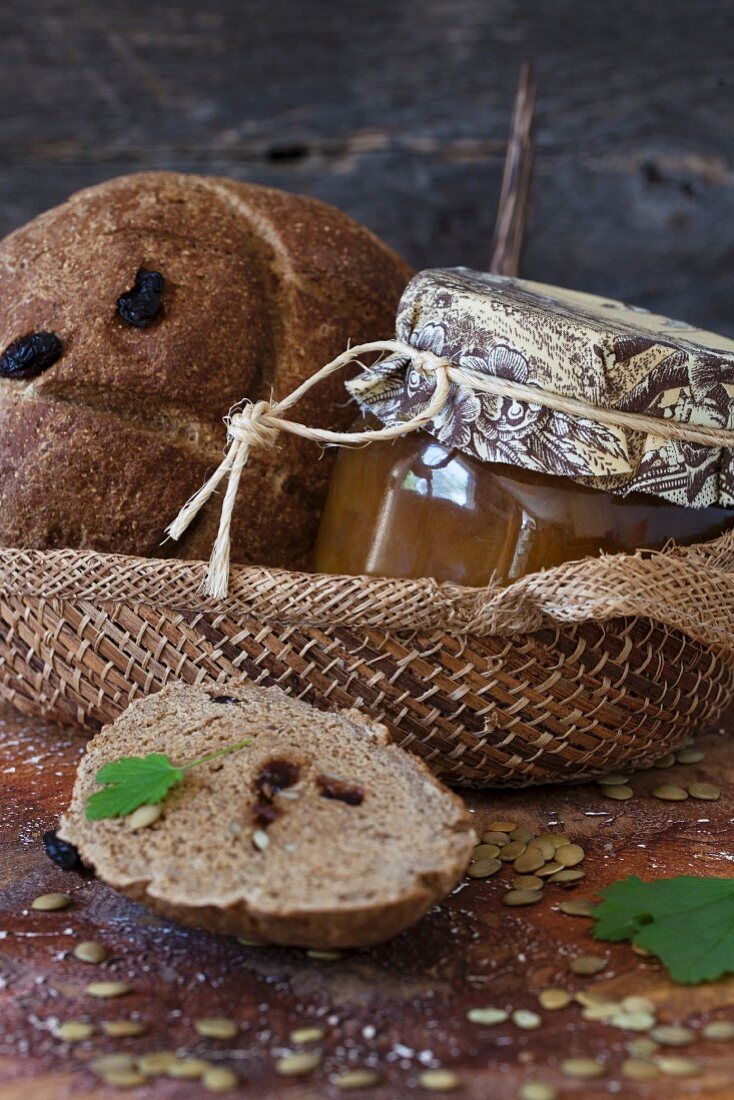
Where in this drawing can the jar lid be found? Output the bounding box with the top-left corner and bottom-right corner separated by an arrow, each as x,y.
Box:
348,267 -> 734,508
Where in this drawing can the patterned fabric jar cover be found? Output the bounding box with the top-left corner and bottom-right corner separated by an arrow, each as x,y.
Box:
348,267 -> 734,508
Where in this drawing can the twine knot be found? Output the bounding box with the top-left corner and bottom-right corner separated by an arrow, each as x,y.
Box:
228,400 -> 280,451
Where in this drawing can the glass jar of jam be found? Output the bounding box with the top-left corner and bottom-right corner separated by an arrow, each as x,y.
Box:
314,424 -> 734,586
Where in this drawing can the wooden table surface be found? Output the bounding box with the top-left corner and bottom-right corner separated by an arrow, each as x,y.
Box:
0,705 -> 732,1099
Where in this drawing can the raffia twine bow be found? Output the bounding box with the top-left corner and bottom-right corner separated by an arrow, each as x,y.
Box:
167,337 -> 734,599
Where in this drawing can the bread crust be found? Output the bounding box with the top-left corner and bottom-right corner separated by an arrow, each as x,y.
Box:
59,681 -> 476,949
0,172 -> 411,567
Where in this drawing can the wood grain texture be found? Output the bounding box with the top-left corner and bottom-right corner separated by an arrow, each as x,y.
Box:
0,706 -> 732,1098
0,1 -> 732,336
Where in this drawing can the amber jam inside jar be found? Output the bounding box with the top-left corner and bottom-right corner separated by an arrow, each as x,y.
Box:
314,428 -> 734,586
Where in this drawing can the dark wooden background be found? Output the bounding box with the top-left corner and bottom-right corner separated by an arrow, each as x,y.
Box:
1,0 -> 732,335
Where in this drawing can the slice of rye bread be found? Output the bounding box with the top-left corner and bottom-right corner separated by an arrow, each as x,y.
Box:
59,681 -> 477,948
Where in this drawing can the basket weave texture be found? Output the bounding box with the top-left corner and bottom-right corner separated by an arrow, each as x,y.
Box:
1,536 -> 733,787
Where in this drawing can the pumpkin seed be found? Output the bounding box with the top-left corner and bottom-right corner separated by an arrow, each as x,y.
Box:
520,1085 -> 556,1100
418,1069 -> 460,1091
513,851 -> 545,873
542,833 -> 569,849
652,752 -> 677,768
102,1019 -> 148,1037
498,841 -> 527,862
276,1051 -> 322,1076
703,1020 -> 734,1040
502,889 -> 543,907
560,1057 -> 604,1079
674,748 -> 705,764
138,1051 -> 178,1075
238,936 -> 267,946
127,803 -> 162,830
627,1037 -> 660,1056
290,1026 -> 325,1044
558,899 -> 596,917
467,1007 -> 509,1026
55,1020 -> 94,1041
652,785 -> 688,801
252,828 -> 270,851
656,1056 -> 700,1077
527,838 -> 555,861
548,868 -> 585,884
622,1058 -> 660,1081
167,1058 -> 211,1079
621,995 -> 656,1014
538,989 -> 571,1010
687,782 -> 720,801
481,831 -> 510,846
194,1017 -> 238,1040
512,875 -> 543,891
86,981 -> 132,998
101,1070 -> 147,1089
535,862 -> 563,877
570,955 -> 607,975
202,1065 -> 238,1092
596,773 -> 630,786
467,859 -> 502,878
650,1025 -> 695,1046
472,843 -> 501,860
73,940 -> 108,964
334,1069 -> 381,1089
509,827 -> 535,843
555,843 -> 584,867
486,821 -> 517,833
601,785 -> 634,800
32,892 -> 72,911
91,1054 -> 137,1073
512,1009 -> 542,1030
307,949 -> 343,960
610,1010 -> 656,1031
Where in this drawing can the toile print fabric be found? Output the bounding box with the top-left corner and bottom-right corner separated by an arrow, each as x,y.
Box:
347,268 -> 734,508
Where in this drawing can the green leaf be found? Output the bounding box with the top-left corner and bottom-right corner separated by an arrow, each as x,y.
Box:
86,753 -> 184,820
592,875 -> 734,984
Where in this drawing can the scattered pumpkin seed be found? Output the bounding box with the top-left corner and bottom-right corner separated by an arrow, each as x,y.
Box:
486,820 -> 518,833
498,841 -> 527,862
127,803 -> 162,830
570,955 -> 607,975
472,843 -> 501,860
627,1037 -> 660,1056
252,828 -> 270,851
290,1026 -> 325,1044
687,782 -> 720,801
86,981 -> 132,998
418,1069 -> 460,1091
73,940 -> 108,964
502,889 -> 543,907
307,949 -> 343,960
509,827 -> 535,844
275,1051 -> 322,1076
544,833 -> 570,848
652,784 -> 688,801
596,773 -> 630,786
102,1019 -> 148,1038
512,875 -> 543,891
167,1058 -> 210,1079
202,1065 -> 239,1092
194,1017 -> 238,1040
467,1007 -> 509,1025
481,831 -> 510,846
650,1025 -> 695,1046
334,1069 -> 381,1089
601,785 -> 634,801
610,1010 -> 656,1031
631,943 -> 653,957
535,862 -> 563,878
32,892 -> 72,911
101,1070 -> 147,1089
538,989 -> 571,1010
580,1003 -> 618,1022
561,1057 -> 604,1079
467,858 -> 502,879
514,851 -> 545,874
622,1058 -> 660,1081
527,838 -> 556,861
656,1056 -> 700,1077
703,1020 -> 734,1040
555,843 -> 584,868
621,995 -> 656,1014
548,868 -> 585,884
55,1020 -> 94,1041
558,899 -> 596,917
652,752 -> 676,768
512,1009 -> 542,1030
138,1051 -> 178,1075
91,1054 -> 137,1073
520,1085 -> 556,1100
675,747 -> 705,764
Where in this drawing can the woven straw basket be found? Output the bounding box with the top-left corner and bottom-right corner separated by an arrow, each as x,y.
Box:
1,535 -> 733,787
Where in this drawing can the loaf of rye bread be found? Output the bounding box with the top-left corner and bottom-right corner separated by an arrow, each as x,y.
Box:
0,173 -> 411,568
59,681 -> 476,948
